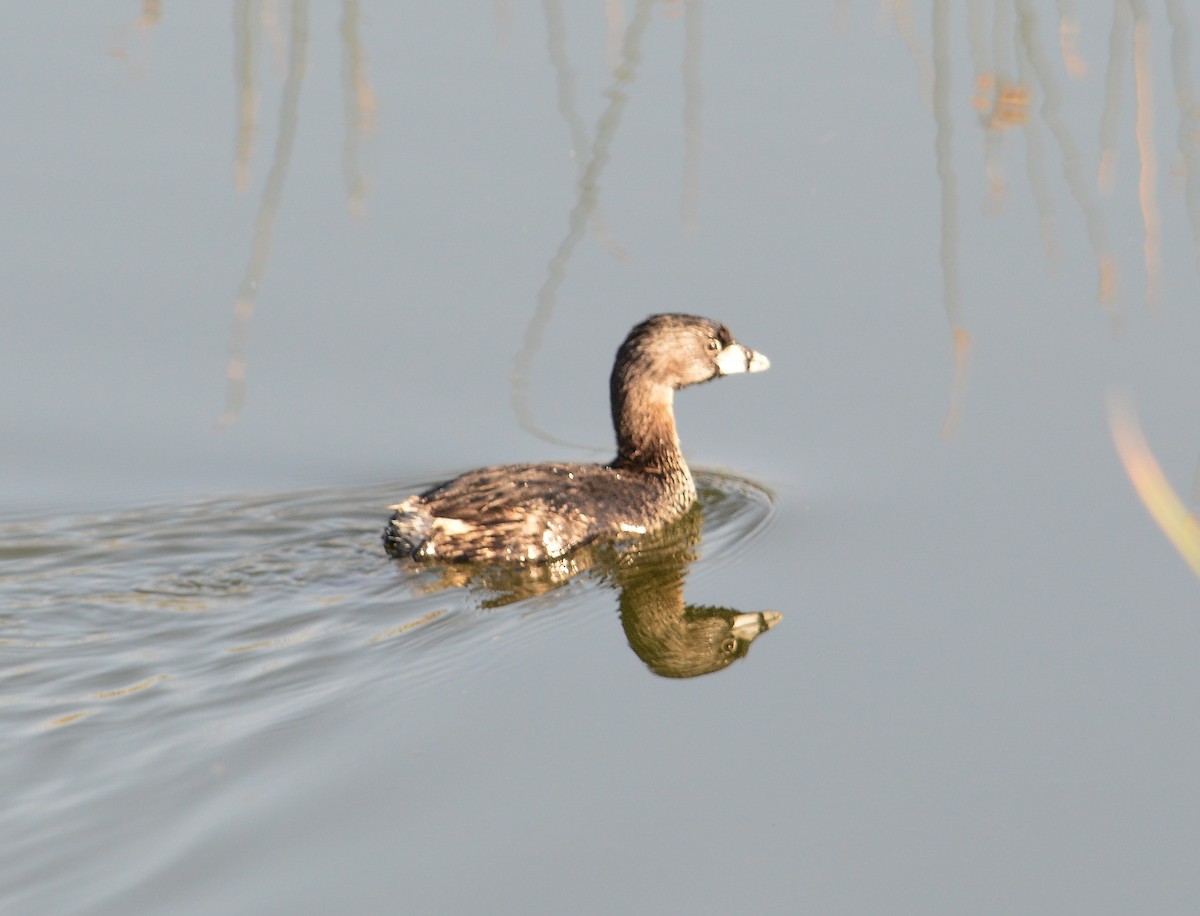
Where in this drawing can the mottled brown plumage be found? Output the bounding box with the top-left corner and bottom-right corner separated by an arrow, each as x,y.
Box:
382,314 -> 769,563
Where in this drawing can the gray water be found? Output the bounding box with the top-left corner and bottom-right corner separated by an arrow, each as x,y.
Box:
5,3 -> 1200,914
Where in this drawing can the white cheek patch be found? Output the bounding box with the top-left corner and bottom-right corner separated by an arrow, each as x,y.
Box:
432,517 -> 472,535
716,344 -> 770,375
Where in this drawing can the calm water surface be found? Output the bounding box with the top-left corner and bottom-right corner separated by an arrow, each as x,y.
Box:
6,3 -> 1200,913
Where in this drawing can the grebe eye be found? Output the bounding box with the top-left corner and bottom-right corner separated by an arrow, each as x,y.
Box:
706,338 -> 720,353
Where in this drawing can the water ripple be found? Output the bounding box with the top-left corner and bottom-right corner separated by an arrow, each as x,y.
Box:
0,471 -> 772,742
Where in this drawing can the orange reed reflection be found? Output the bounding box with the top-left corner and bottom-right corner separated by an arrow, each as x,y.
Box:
932,0 -> 970,438
543,0 -> 628,262
109,0 -> 163,73
510,0 -> 654,449
1109,396 -> 1200,581
1133,8 -> 1162,311
221,0 -> 309,427
232,0 -> 261,193
341,0 -> 377,218
1016,0 -> 1118,306
682,0 -> 703,231
881,4 -> 1200,431
1166,0 -> 1200,273
1058,3 -> 1088,77
221,0 -> 374,424
1098,2 -> 1131,195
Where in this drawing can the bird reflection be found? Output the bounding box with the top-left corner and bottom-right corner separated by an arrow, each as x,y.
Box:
397,503 -> 780,679
605,506 -> 781,678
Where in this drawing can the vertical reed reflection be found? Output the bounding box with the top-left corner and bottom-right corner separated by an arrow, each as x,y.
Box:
220,0 -> 309,427
139,0 -> 162,30
1055,0 -> 1087,76
932,0 -> 970,438
1015,14 -> 1062,262
110,0 -> 163,73
543,0 -> 627,260
605,1 -> 626,75
1098,1 -> 1132,194
894,0 -> 935,109
1131,1 -> 1162,311
965,0 -> 989,84
232,0 -> 261,193
1166,1 -> 1200,272
1016,0 -> 1118,304
340,0 -> 377,218
510,0 -> 654,448
494,0 -> 513,49
262,0 -> 288,77
682,0 -> 703,231
985,0 -> 1016,210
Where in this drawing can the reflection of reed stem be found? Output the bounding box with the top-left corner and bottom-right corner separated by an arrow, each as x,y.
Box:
1098,1 -> 1132,193
1055,0 -> 1087,77
1166,0 -> 1200,273
340,0 -> 376,218
233,0 -> 260,193
682,0 -> 703,232
138,0 -> 163,30
965,0 -> 989,91
895,0 -> 934,109
992,0 -> 1013,79
220,0 -> 309,427
1131,4 -> 1162,311
933,0 -> 970,438
1017,0 -> 1118,304
543,0 -> 628,260
605,1 -> 626,75
985,0 -> 1015,209
1015,15 -> 1061,262
511,0 -> 654,449
494,0 -> 513,49
262,0 -> 288,79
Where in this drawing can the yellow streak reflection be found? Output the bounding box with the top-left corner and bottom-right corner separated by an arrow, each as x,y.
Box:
228,626 -> 322,653
91,674 -> 169,700
511,0 -> 654,449
37,711 -> 94,731
1132,7 -> 1162,311
368,609 -> 447,644
341,0 -> 377,218
1109,397 -> 1200,580
220,0 -> 309,427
